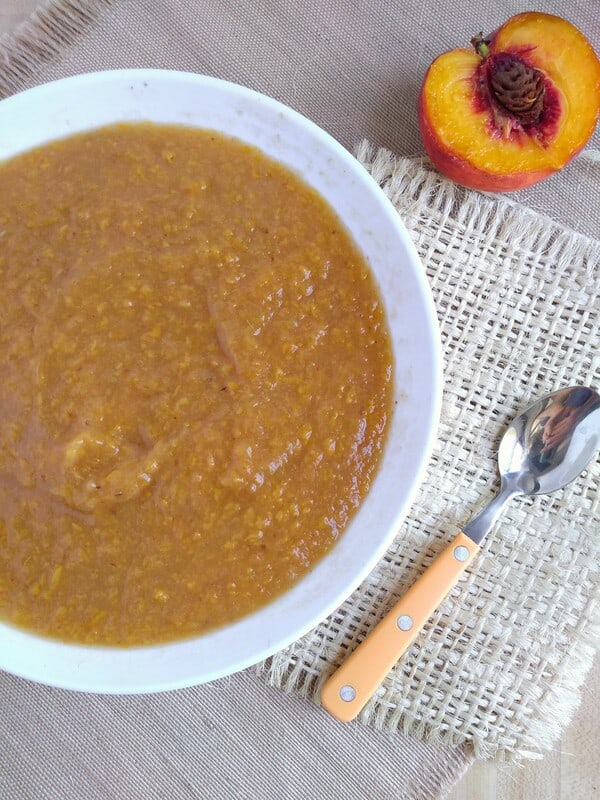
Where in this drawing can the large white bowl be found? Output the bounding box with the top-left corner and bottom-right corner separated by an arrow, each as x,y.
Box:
0,70 -> 441,693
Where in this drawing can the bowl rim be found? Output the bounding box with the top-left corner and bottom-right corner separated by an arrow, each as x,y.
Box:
0,69 -> 443,693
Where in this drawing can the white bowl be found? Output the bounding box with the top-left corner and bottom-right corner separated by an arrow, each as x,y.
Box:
0,70 -> 441,693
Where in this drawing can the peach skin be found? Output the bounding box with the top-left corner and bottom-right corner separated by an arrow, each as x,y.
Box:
320,386 -> 600,723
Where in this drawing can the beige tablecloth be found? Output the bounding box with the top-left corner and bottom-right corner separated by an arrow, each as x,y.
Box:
0,2 -> 599,799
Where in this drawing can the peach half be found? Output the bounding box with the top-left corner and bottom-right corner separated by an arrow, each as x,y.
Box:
418,12 -> 600,191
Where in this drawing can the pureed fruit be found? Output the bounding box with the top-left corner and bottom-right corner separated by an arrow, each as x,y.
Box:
0,123 -> 393,645
418,12 -> 600,191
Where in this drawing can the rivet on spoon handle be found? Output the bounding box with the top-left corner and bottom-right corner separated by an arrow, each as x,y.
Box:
320,531 -> 478,722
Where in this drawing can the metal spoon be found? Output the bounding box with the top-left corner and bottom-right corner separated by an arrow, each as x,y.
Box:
321,385 -> 600,722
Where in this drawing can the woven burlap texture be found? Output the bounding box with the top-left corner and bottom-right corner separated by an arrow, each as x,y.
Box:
258,144 -> 600,762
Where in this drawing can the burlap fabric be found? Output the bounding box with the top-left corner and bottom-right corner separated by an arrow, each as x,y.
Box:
0,1 -> 599,797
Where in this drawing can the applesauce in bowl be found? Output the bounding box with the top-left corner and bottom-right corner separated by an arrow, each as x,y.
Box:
0,71 -> 441,692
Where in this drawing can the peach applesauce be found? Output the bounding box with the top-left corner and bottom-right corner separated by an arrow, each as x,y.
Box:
0,123 -> 393,645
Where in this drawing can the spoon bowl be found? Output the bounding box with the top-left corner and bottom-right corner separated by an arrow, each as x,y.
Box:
465,386 -> 600,543
498,385 -> 600,495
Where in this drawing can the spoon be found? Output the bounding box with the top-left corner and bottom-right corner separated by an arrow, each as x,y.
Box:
320,385 -> 600,722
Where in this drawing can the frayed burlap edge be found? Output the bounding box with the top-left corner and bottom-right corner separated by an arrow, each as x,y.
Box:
257,143 -> 600,762
0,0 -> 115,98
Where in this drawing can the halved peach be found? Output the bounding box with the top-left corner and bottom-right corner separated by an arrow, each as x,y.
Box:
418,12 -> 600,191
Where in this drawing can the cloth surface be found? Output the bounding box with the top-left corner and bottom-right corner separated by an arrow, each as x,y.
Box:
0,669 -> 472,800
0,0 -> 598,797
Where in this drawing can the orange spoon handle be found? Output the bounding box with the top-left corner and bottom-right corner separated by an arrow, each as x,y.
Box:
320,531 -> 479,722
